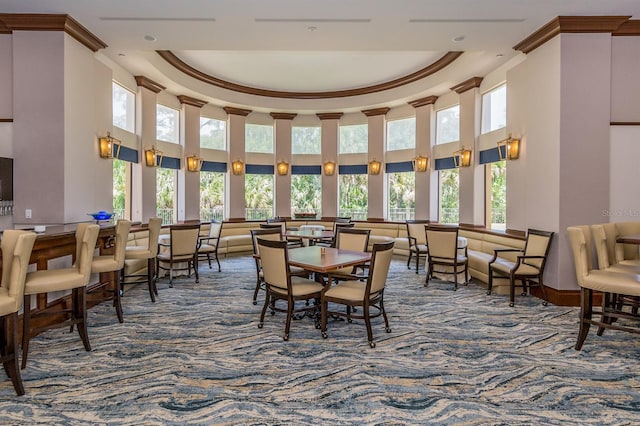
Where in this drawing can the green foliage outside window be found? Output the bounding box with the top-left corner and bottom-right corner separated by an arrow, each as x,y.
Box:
200,117 -> 226,150
439,168 -> 459,224
200,171 -> 224,221
291,175 -> 321,215
245,174 -> 273,219
292,127 -> 321,154
339,124 -> 368,154
245,124 -> 273,153
157,168 -> 175,223
388,172 -> 415,220
387,118 -> 415,151
490,160 -> 506,229
113,159 -> 126,217
339,174 -> 368,219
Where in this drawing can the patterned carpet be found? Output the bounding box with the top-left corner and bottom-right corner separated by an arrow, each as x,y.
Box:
1,254 -> 639,425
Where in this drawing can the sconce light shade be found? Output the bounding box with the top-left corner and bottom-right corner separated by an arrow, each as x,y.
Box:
368,159 -> 382,175
99,132 -> 121,159
453,146 -> 472,168
323,161 -> 336,176
231,159 -> 244,175
277,161 -> 289,176
186,154 -> 203,172
144,146 -> 163,167
497,135 -> 520,160
412,154 -> 429,172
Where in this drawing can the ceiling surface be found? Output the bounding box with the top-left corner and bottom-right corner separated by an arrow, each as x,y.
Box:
1,0 -> 639,113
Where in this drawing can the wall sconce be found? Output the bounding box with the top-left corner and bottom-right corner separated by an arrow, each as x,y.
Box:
453,146 -> 472,168
412,154 -> 429,172
368,159 -> 382,175
323,161 -> 336,176
98,132 -> 121,159
186,154 -> 203,172
144,146 -> 163,167
231,159 -> 244,175
277,161 -> 289,176
497,134 -> 520,160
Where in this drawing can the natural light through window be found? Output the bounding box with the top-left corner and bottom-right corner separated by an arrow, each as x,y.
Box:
200,117 -> 226,150
112,82 -> 135,132
387,117 -> 415,151
339,124 -> 368,154
156,105 -> 179,143
481,84 -> 507,134
245,124 -> 274,153
436,106 -> 460,145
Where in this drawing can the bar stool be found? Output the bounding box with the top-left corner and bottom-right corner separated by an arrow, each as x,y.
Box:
122,217 -> 162,302
22,223 -> 100,369
0,230 -> 37,395
89,219 -> 131,322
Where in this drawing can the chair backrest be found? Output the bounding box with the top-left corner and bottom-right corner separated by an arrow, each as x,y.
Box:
334,222 -> 355,233
590,224 -> 611,270
522,229 -> 554,269
77,224 -> 101,284
260,223 -> 285,234
366,241 -> 395,295
113,220 -> 132,268
567,226 -> 591,287
257,238 -> 290,291
169,223 -> 201,256
251,228 -> 282,257
335,227 -> 370,252
333,217 -> 351,233
425,225 -> 458,259
146,217 -> 163,255
1,230 -> 37,311
406,220 -> 429,245
208,220 -> 223,244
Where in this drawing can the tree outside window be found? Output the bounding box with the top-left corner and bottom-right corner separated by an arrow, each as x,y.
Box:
388,172 -> 415,221
246,124 -> 273,153
339,174 -> 368,220
339,124 -> 368,154
488,161 -> 506,230
436,106 -> 460,144
245,174 -> 273,220
156,168 -> 176,224
291,175 -> 321,218
387,117 -> 415,151
200,117 -> 226,150
112,159 -> 127,220
156,105 -> 179,143
292,127 -> 321,154
200,171 -> 224,221
439,169 -> 459,224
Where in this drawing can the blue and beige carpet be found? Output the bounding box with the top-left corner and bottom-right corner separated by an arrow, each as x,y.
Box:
1,254 -> 639,425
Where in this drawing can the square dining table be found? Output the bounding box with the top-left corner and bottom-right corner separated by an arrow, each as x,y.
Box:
287,245 -> 371,274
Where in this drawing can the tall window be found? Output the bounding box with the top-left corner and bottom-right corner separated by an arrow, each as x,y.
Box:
439,169 -> 459,224
246,124 -> 273,153
487,161 -> 506,230
156,168 -> 176,225
200,171 -> 225,221
292,127 -> 321,154
339,174 -> 368,220
112,82 -> 135,132
481,84 -> 507,134
339,124 -> 368,154
112,159 -> 128,220
291,175 -> 321,217
388,172 -> 415,221
200,117 -> 226,150
436,105 -> 460,144
157,105 -> 179,143
387,117 -> 416,151
245,174 -> 273,220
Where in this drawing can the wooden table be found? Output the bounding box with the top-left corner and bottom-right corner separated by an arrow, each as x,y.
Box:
616,234 -> 640,244
284,229 -> 334,246
288,246 -> 370,274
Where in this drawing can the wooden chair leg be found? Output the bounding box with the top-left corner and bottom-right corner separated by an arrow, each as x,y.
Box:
148,258 -> 157,302
3,313 -> 24,395
509,276 -> 516,307
575,288 -> 593,350
74,287 -> 91,352
487,267 -> 494,295
113,270 -> 124,323
21,294 -> 32,370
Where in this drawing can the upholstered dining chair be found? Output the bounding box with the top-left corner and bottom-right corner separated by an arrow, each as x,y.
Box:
198,220 -> 222,272
406,220 -> 429,273
256,238 -> 324,341
487,229 -> 554,307
424,225 -> 468,291
262,220 -> 302,248
567,226 -> 640,350
321,240 -> 395,348
156,223 -> 201,287
122,217 -> 162,302
328,227 -> 371,281
88,219 -> 131,323
22,223 -> 100,369
0,230 -> 37,395
250,228 -> 309,305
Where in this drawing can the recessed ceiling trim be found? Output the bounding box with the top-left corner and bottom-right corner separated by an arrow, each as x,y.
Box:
255,18 -> 371,23
100,17 -> 216,22
156,50 -> 463,100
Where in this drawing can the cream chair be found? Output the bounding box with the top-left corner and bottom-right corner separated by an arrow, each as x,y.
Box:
321,241 -> 395,348
487,229 -> 554,307
257,238 -> 323,341
425,225 -> 468,291
328,227 -> 371,280
567,226 -> 640,350
123,217 -> 162,302
0,231 -> 36,395
22,223 -> 100,369
197,220 -> 222,272
156,223 -> 201,287
89,220 -> 131,323
406,220 -> 429,273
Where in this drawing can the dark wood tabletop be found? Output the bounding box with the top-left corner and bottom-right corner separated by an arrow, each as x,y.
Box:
616,234 -> 640,245
287,246 -> 370,274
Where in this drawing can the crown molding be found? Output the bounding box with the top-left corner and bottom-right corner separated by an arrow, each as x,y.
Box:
177,95 -> 207,108
514,16 -> 632,54
134,76 -> 165,93
362,107 -> 390,117
408,95 -> 439,108
223,106 -> 252,116
613,20 -> 640,36
269,112 -> 298,120
316,112 -> 344,120
450,77 -> 483,94
0,13 -> 107,52
156,50 -> 463,100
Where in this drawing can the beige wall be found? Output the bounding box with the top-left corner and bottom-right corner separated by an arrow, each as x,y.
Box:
0,35 -> 12,119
